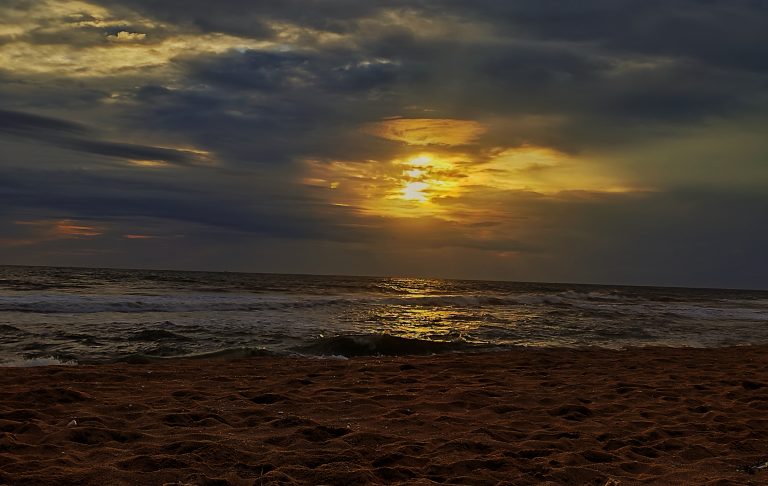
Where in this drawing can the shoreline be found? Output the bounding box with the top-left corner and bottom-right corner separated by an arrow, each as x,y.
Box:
10,334 -> 768,370
2,345 -> 768,484
6,341 -> 768,368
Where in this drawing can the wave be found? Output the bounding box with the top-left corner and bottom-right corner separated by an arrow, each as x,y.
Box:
294,334 -> 488,357
0,294 -> 349,313
107,347 -> 280,364
1,292 -> 765,323
45,336 -> 481,364
661,306 -> 768,321
0,356 -> 76,367
0,292 -> 528,313
127,329 -> 192,342
0,324 -> 28,335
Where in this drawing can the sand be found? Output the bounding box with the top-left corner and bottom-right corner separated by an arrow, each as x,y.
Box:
2,345 -> 768,485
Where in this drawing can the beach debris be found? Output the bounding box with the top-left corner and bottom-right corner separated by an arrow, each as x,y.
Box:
66,419 -> 77,427
739,459 -> 768,475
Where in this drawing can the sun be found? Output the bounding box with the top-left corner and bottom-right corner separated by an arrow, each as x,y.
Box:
402,181 -> 429,201
407,155 -> 433,167
399,155 -> 437,203
303,142 -> 637,222
302,151 -> 466,218
391,153 -> 462,209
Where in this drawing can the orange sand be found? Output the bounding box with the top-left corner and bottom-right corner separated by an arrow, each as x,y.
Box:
2,346 -> 768,485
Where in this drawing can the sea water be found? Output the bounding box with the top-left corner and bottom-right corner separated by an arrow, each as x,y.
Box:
1,265 -> 767,365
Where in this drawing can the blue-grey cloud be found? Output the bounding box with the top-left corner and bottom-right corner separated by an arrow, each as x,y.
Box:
0,109 -> 208,167
0,109 -> 86,137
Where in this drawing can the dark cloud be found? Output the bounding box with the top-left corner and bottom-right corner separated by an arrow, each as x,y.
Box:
93,0 -> 768,74
188,51 -> 314,92
0,167 -> 321,239
63,139 -> 201,166
186,49 -> 411,94
438,0 -> 768,72
97,0 -> 399,37
118,51 -> 411,166
0,109 -> 207,167
83,0 -> 765,160
0,109 -> 86,137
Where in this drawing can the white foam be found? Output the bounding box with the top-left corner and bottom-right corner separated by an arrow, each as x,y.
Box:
0,356 -> 75,367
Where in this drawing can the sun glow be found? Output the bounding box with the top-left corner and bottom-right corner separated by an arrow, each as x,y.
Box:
404,168 -> 424,178
402,181 -> 429,201
394,154 -> 459,205
303,144 -> 639,221
407,155 -> 433,167
363,118 -> 487,146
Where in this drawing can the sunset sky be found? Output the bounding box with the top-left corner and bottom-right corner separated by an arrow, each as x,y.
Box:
1,0 -> 767,288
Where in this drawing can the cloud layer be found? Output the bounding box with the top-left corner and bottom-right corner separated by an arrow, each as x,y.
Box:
1,0 -> 767,288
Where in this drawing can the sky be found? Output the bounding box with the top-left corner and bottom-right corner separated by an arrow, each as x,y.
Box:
0,0 -> 767,289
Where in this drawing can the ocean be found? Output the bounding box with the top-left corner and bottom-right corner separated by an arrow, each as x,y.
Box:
1,265 -> 767,366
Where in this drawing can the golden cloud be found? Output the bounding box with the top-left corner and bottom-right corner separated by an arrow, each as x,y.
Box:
1,219 -> 106,247
303,144 -> 643,221
106,31 -> 147,43
0,0 -> 272,77
15,219 -> 104,237
362,118 -> 487,146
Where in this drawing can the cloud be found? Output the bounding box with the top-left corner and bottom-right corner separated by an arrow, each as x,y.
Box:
94,0 -> 396,38
0,0 -> 272,77
185,49 -> 410,95
63,139 -> 212,167
435,0 -> 768,71
106,31 -> 147,42
362,118 -> 487,146
0,109 -> 86,137
0,109 -> 212,167
16,219 -> 104,238
1,219 -> 105,247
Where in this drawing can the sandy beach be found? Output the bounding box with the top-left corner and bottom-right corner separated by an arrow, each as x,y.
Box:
2,345 -> 768,485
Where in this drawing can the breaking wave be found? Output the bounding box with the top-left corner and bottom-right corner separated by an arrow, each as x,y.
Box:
108,347 -> 280,364
294,334 -> 488,357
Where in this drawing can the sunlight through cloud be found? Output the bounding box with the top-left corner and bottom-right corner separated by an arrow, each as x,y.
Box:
363,118 -> 487,146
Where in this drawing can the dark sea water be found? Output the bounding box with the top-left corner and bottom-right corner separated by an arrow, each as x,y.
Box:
1,265 -> 767,366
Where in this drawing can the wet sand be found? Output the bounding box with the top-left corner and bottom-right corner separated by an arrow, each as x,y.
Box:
2,345 -> 768,485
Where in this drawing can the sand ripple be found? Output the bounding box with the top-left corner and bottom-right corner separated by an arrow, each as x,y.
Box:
2,346 -> 768,485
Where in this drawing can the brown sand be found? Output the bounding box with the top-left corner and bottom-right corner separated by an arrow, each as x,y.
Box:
2,346 -> 768,485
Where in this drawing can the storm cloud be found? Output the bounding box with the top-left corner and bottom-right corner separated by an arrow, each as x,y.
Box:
1,0 -> 766,287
